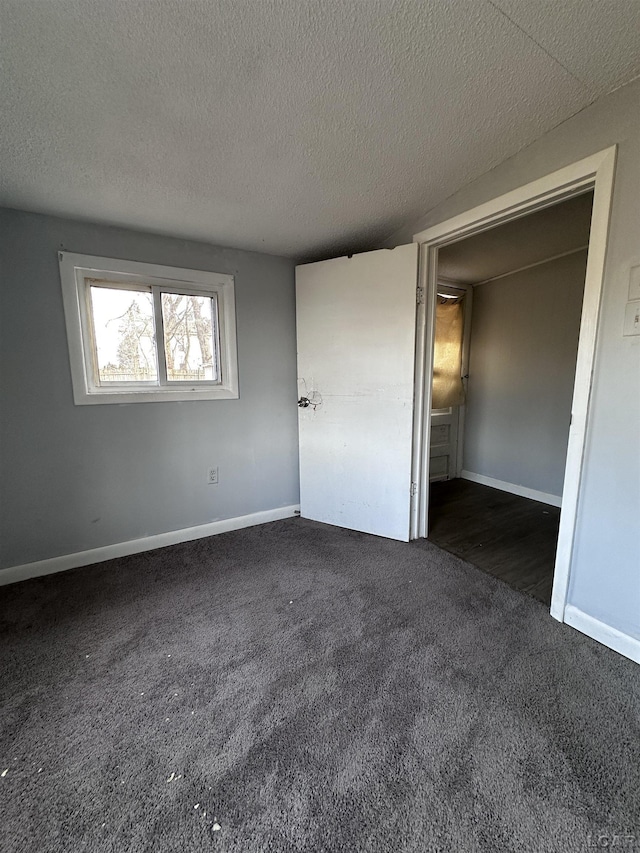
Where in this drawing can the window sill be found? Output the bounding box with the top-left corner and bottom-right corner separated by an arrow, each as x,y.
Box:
72,386 -> 239,405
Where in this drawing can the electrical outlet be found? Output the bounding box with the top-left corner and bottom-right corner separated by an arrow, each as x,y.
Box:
623,301 -> 640,336
207,466 -> 219,485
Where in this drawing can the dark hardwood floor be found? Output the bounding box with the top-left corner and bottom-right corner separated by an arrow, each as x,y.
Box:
428,478 -> 560,605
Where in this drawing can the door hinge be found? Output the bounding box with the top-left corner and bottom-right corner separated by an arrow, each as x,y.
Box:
410,482 -> 418,497
416,287 -> 425,305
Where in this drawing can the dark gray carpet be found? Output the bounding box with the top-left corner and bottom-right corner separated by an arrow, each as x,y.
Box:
1,518 -> 639,852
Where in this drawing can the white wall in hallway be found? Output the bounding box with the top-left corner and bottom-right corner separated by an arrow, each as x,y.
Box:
463,250 -> 587,501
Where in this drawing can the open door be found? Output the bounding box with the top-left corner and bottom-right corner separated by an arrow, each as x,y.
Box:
413,148 -> 616,623
295,244 -> 419,541
429,283 -> 472,482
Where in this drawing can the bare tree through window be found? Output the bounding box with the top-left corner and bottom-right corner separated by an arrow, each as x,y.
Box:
90,286 -> 157,382
161,293 -> 218,381
90,286 -> 218,384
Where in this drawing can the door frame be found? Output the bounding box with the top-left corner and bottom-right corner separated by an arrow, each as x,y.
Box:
410,146 -> 617,622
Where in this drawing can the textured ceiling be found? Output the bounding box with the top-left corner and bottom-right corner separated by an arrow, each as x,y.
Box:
1,1 -> 639,260
438,191 -> 593,285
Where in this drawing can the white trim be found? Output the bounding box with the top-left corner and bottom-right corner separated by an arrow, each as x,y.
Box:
58,252 -> 239,404
0,505 -> 300,587
472,244 -> 589,287
413,153 -> 607,246
412,146 -> 617,627
551,150 -> 616,621
460,470 -> 562,507
410,243 -> 437,539
564,605 -> 640,665
456,284 -> 473,478
410,245 -> 429,538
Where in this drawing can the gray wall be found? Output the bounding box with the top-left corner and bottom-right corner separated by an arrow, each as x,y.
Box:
464,251 -> 587,498
0,210 -> 300,568
386,78 -> 640,640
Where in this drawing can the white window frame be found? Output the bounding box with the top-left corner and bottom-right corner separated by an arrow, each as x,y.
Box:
59,252 -> 239,404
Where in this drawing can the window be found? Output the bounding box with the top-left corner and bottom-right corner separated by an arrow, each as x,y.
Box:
432,295 -> 465,410
59,252 -> 238,404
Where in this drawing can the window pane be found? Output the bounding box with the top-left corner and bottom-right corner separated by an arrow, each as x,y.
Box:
89,286 -> 158,383
161,293 -> 218,382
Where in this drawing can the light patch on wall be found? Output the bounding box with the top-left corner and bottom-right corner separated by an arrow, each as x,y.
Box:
432,298 -> 465,409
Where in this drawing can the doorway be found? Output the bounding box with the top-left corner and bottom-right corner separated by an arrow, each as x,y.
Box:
294,148 -> 615,624
428,192 -> 593,605
411,146 -> 617,621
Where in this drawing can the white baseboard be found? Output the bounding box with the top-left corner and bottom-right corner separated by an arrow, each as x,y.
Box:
564,604 -> 640,665
460,470 -> 562,507
0,505 -> 300,587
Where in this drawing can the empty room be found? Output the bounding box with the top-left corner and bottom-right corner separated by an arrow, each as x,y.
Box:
1,2 -> 639,852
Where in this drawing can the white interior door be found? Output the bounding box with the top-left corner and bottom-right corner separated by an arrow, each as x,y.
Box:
429,408 -> 461,481
429,283 -> 472,482
296,244 -> 419,541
